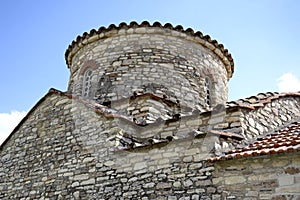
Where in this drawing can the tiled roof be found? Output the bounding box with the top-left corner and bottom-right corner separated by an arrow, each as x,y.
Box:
226,91 -> 300,110
3,88 -> 300,154
208,121 -> 300,161
65,21 -> 234,78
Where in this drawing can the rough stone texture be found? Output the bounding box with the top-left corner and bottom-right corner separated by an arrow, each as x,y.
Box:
240,97 -> 300,141
0,93 -> 219,199
209,96 -> 300,154
1,91 -> 299,199
213,152 -> 300,199
68,27 -> 229,111
1,23 -> 299,199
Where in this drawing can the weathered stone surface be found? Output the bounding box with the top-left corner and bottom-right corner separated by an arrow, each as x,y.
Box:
278,175 -> 295,186
104,160 -> 115,167
225,176 -> 246,185
213,153 -> 300,199
74,174 -> 89,181
81,178 -> 95,185
82,157 -> 95,163
70,25 -> 229,113
156,182 -> 172,189
0,23 -> 299,200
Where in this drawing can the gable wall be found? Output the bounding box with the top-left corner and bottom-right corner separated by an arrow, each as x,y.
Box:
1,92 -> 299,199
0,94 -> 221,199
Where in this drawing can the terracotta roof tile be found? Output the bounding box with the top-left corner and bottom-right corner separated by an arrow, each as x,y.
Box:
3,88 -> 300,153
226,91 -> 300,110
65,21 -> 234,78
208,121 -> 300,161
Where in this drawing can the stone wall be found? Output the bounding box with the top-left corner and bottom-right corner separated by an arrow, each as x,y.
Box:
100,140 -> 218,200
212,152 -> 300,199
3,21 -> 300,199
240,96 -> 300,142
109,95 -> 300,156
68,27 -> 228,110
111,94 -> 182,125
0,92 -> 226,199
0,91 -> 242,200
1,92 -> 299,199
0,93 -> 106,199
107,104 -> 243,153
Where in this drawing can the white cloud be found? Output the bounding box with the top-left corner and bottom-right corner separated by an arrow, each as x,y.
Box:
277,73 -> 300,92
0,111 -> 27,145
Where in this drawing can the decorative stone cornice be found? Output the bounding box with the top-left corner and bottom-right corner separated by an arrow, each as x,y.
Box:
65,21 -> 234,79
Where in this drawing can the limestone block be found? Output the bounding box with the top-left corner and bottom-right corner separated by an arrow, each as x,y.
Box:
168,196 -> 177,200
134,162 -> 147,170
163,152 -> 178,158
183,179 -> 193,187
82,157 -> 95,163
73,191 -> 80,199
278,175 -> 295,186
259,194 -> 272,200
212,177 -> 223,185
81,178 -> 95,186
173,181 -> 181,188
208,116 -> 225,125
275,183 -> 300,193
143,182 -> 155,188
104,160 -> 115,167
74,174 -> 89,181
156,182 -> 172,189
195,179 -> 212,186
189,162 -> 203,170
224,176 -> 246,185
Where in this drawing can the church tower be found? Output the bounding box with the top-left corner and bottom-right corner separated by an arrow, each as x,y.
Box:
2,21 -> 299,200
65,21 -> 234,125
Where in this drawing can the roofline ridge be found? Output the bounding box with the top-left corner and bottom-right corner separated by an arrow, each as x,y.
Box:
64,20 -> 234,79
0,88 -> 65,150
227,91 -> 300,110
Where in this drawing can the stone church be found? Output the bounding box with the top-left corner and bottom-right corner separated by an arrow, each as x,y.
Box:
0,21 -> 299,199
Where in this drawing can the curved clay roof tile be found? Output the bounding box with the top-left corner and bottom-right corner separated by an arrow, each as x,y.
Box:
107,24 -> 117,30
218,44 -> 224,51
130,21 -> 139,27
98,26 -> 106,32
65,21 -> 235,78
174,25 -> 184,31
185,28 -> 194,35
90,29 -> 97,35
152,21 -> 163,27
195,31 -> 203,38
211,39 -> 218,46
223,49 -> 229,56
163,23 -> 174,29
82,32 -> 89,37
75,35 -> 81,43
141,21 -> 151,27
203,35 -> 211,42
118,22 -> 128,28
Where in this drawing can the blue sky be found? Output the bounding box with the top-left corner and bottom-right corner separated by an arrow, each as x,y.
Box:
0,0 -> 300,142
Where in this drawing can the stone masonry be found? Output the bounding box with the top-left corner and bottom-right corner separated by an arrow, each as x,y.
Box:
67,21 -> 232,111
213,152 -> 300,199
0,21 -> 299,199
